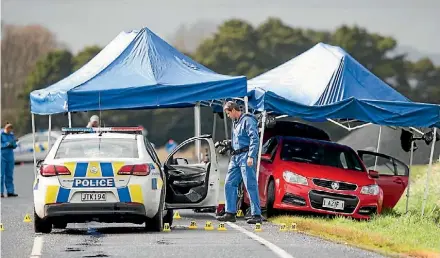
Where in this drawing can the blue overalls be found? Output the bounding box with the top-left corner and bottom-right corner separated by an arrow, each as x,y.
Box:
1,129 -> 17,195
224,113 -> 261,216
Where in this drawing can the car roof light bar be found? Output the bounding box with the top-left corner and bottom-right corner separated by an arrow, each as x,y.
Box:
61,127 -> 144,134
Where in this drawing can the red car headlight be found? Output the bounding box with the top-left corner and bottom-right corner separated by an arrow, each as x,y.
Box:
283,171 -> 308,186
360,184 -> 379,195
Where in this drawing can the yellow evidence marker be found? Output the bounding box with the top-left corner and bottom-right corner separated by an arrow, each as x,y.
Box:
23,214 -> 32,223
163,223 -> 171,232
217,222 -> 227,231
204,221 -> 214,231
189,221 -> 197,229
0,223 -> 4,231
290,222 -> 297,231
279,223 -> 287,232
254,223 -> 262,232
173,211 -> 181,219
236,210 -> 244,217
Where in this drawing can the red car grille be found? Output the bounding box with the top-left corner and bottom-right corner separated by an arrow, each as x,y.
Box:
312,179 -> 357,191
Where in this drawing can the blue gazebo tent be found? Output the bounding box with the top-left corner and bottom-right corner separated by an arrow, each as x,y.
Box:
30,27 -> 247,115
247,42 -> 440,128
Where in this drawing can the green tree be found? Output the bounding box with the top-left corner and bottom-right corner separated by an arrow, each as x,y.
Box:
409,58 -> 440,104
193,19 -> 265,78
255,17 -> 315,70
18,50 -> 73,133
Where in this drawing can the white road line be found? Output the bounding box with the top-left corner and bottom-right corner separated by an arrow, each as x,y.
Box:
225,222 -> 295,258
209,213 -> 294,258
30,236 -> 43,258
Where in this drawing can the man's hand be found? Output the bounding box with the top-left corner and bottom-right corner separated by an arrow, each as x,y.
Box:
247,157 -> 254,166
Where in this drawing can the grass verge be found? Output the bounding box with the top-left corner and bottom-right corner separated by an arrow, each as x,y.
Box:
270,163 -> 440,258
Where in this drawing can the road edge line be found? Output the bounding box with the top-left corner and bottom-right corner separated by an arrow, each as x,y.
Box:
30,235 -> 43,258
225,222 -> 295,258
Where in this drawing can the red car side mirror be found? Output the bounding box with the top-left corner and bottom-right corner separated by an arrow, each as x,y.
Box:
261,153 -> 272,162
368,170 -> 380,179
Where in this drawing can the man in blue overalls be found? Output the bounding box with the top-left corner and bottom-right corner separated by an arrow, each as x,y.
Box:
217,101 -> 262,224
1,122 -> 18,198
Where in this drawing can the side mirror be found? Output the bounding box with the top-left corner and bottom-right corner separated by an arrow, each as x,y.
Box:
173,158 -> 189,165
368,170 -> 380,179
261,153 -> 272,162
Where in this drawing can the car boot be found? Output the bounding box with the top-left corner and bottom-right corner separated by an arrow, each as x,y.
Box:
216,212 -> 236,222
246,215 -> 263,224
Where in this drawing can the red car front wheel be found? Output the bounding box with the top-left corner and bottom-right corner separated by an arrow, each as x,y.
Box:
266,180 -> 277,217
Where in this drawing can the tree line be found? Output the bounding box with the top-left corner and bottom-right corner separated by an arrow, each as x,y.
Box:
1,18 -> 439,147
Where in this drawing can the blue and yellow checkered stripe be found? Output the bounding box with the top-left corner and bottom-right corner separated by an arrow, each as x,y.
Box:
62,161 -> 123,178
43,162 -> 154,204
23,142 -> 50,153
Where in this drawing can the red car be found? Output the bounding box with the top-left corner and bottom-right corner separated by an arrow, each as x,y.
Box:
240,121 -> 409,220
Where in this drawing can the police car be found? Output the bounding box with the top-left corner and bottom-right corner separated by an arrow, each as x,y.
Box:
14,131 -> 63,164
33,126 -> 220,233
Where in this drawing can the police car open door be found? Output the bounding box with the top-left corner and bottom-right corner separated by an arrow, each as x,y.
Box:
163,135 -> 220,210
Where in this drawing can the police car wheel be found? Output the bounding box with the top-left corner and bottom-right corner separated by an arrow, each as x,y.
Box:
34,210 -> 52,234
145,187 -> 165,232
53,222 -> 67,229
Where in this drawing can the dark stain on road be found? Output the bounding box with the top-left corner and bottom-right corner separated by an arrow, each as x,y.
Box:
156,239 -> 172,245
65,247 -> 83,252
82,254 -> 109,257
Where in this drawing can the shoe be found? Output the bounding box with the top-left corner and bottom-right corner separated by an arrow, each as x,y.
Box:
216,212 -> 236,222
1,194 -> 4,198
7,193 -> 18,197
246,215 -> 263,224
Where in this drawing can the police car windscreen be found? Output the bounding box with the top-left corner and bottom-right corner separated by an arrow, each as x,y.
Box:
54,138 -> 138,159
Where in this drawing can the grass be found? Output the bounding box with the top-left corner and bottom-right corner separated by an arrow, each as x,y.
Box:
270,163 -> 440,258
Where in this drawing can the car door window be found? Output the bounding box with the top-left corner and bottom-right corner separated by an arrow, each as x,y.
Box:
262,137 -> 278,159
358,151 -> 409,177
394,159 -> 409,176
363,155 -> 395,175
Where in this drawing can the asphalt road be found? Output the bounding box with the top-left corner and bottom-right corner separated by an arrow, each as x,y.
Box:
1,164 -> 386,258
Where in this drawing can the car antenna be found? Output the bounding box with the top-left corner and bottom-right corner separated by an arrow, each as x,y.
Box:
98,92 -> 103,136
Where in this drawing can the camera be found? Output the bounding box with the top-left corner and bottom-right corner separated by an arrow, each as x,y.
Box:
214,139 -> 232,155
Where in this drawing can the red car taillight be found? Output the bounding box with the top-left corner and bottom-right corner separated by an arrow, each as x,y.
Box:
117,164 -> 150,176
40,165 -> 71,177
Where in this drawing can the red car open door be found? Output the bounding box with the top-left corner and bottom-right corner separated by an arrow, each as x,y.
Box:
358,150 -> 409,209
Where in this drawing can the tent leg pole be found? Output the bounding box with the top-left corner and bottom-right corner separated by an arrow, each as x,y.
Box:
421,127 -> 437,217
32,114 -> 37,178
223,110 -> 229,140
406,139 -> 415,214
68,112 -> 72,128
194,102 -> 201,163
256,111 -> 267,182
244,96 -> 249,114
212,113 -> 217,142
48,115 -> 52,150
374,126 -> 382,171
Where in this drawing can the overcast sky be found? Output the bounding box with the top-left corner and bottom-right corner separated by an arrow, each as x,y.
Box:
2,0 -> 440,58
